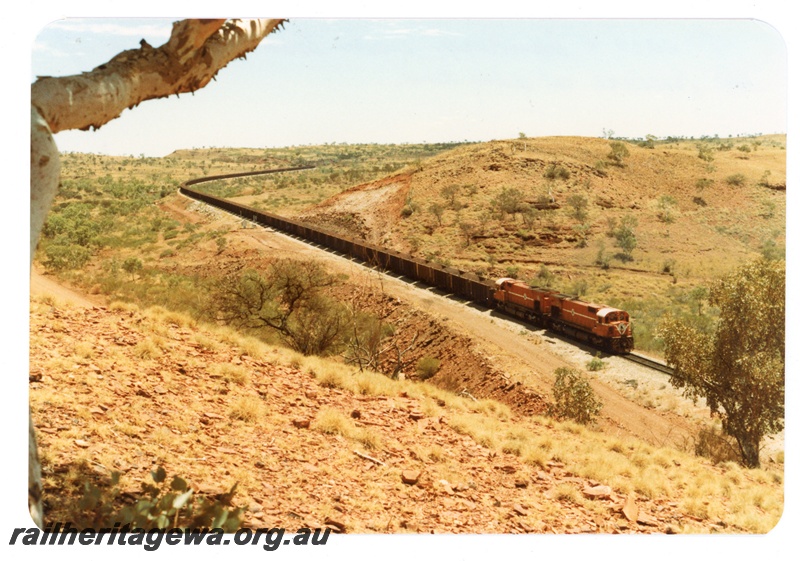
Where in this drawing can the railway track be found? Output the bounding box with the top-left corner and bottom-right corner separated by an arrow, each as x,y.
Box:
623,352 -> 674,376
180,167 -> 670,376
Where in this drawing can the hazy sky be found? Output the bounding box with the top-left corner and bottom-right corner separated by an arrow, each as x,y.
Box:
30,13 -> 788,157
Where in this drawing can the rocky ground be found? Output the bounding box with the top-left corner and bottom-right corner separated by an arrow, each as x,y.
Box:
30,298 -> 721,534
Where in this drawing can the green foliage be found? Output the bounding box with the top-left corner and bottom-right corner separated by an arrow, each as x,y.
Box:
656,194 -> 678,223
440,184 -> 460,209
572,223 -> 590,248
594,244 -> 610,270
593,160 -> 609,177
548,367 -> 603,424
607,141 -> 630,166
491,187 -> 525,220
428,202 -> 444,226
75,467 -> 244,531
566,194 -> 589,222
43,244 -> 92,271
586,353 -> 606,371
639,134 -> 657,149
570,278 -> 589,298
759,239 -> 784,261
122,256 -> 143,278
695,178 -> 713,191
725,173 -> 746,187
416,356 -> 441,380
212,259 -> 346,356
660,259 -> 785,468
520,205 -> 539,228
611,214 -> 638,261
697,144 -> 715,162
544,164 -> 571,180
534,264 -> 555,287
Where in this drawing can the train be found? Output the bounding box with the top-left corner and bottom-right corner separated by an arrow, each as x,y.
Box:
180,171 -> 634,354
493,278 -> 633,353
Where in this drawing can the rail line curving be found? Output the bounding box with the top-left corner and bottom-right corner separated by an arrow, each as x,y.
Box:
179,167 -> 671,375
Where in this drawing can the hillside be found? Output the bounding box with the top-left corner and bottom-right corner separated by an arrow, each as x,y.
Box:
29,291 -> 783,534
288,135 -> 786,351
29,136 -> 785,534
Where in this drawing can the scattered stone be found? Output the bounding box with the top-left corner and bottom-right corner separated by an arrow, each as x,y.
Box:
514,479 -> 529,488
401,470 -> 421,485
292,418 -> 311,429
622,495 -> 639,523
637,511 -> 659,527
513,504 -> 528,516
324,517 -> 346,533
583,485 -> 612,499
350,409 -> 361,419
74,439 -> 90,448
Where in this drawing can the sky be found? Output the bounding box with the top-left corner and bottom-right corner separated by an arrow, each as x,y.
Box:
28,9 -> 789,157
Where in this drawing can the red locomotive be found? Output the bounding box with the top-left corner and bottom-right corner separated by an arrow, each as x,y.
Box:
492,278 -> 634,353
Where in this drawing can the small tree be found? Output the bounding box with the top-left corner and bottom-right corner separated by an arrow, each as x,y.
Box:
549,367 -> 603,424
122,256 -> 143,279
416,356 -> 441,380
612,215 -> 638,261
441,184 -> 460,209
213,259 -> 346,356
566,194 -> 589,222
428,202 -> 444,226
661,259 -> 784,468
656,194 -> 678,223
608,141 -> 630,166
491,187 -> 524,221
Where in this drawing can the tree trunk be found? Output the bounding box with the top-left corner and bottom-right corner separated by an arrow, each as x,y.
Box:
737,435 -> 761,469
29,17 -> 284,528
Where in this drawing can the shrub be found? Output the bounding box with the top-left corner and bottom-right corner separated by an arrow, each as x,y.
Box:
416,356 -> 441,380
122,256 -> 143,278
566,194 -> 589,222
534,264 -> 555,287
694,426 -> 740,464
697,144 -> 715,162
725,174 -> 746,187
544,164 -> 571,180
548,367 -> 602,424
608,141 -> 630,166
695,178 -> 713,191
43,243 -> 92,271
656,195 -> 677,223
74,467 -> 244,531
586,353 -> 606,371
593,160 -> 608,177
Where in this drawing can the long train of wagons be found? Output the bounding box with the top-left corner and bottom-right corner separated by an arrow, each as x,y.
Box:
180,168 -> 634,354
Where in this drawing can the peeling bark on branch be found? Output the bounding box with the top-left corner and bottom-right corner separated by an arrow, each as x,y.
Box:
29,17 -> 284,528
31,18 -> 284,134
